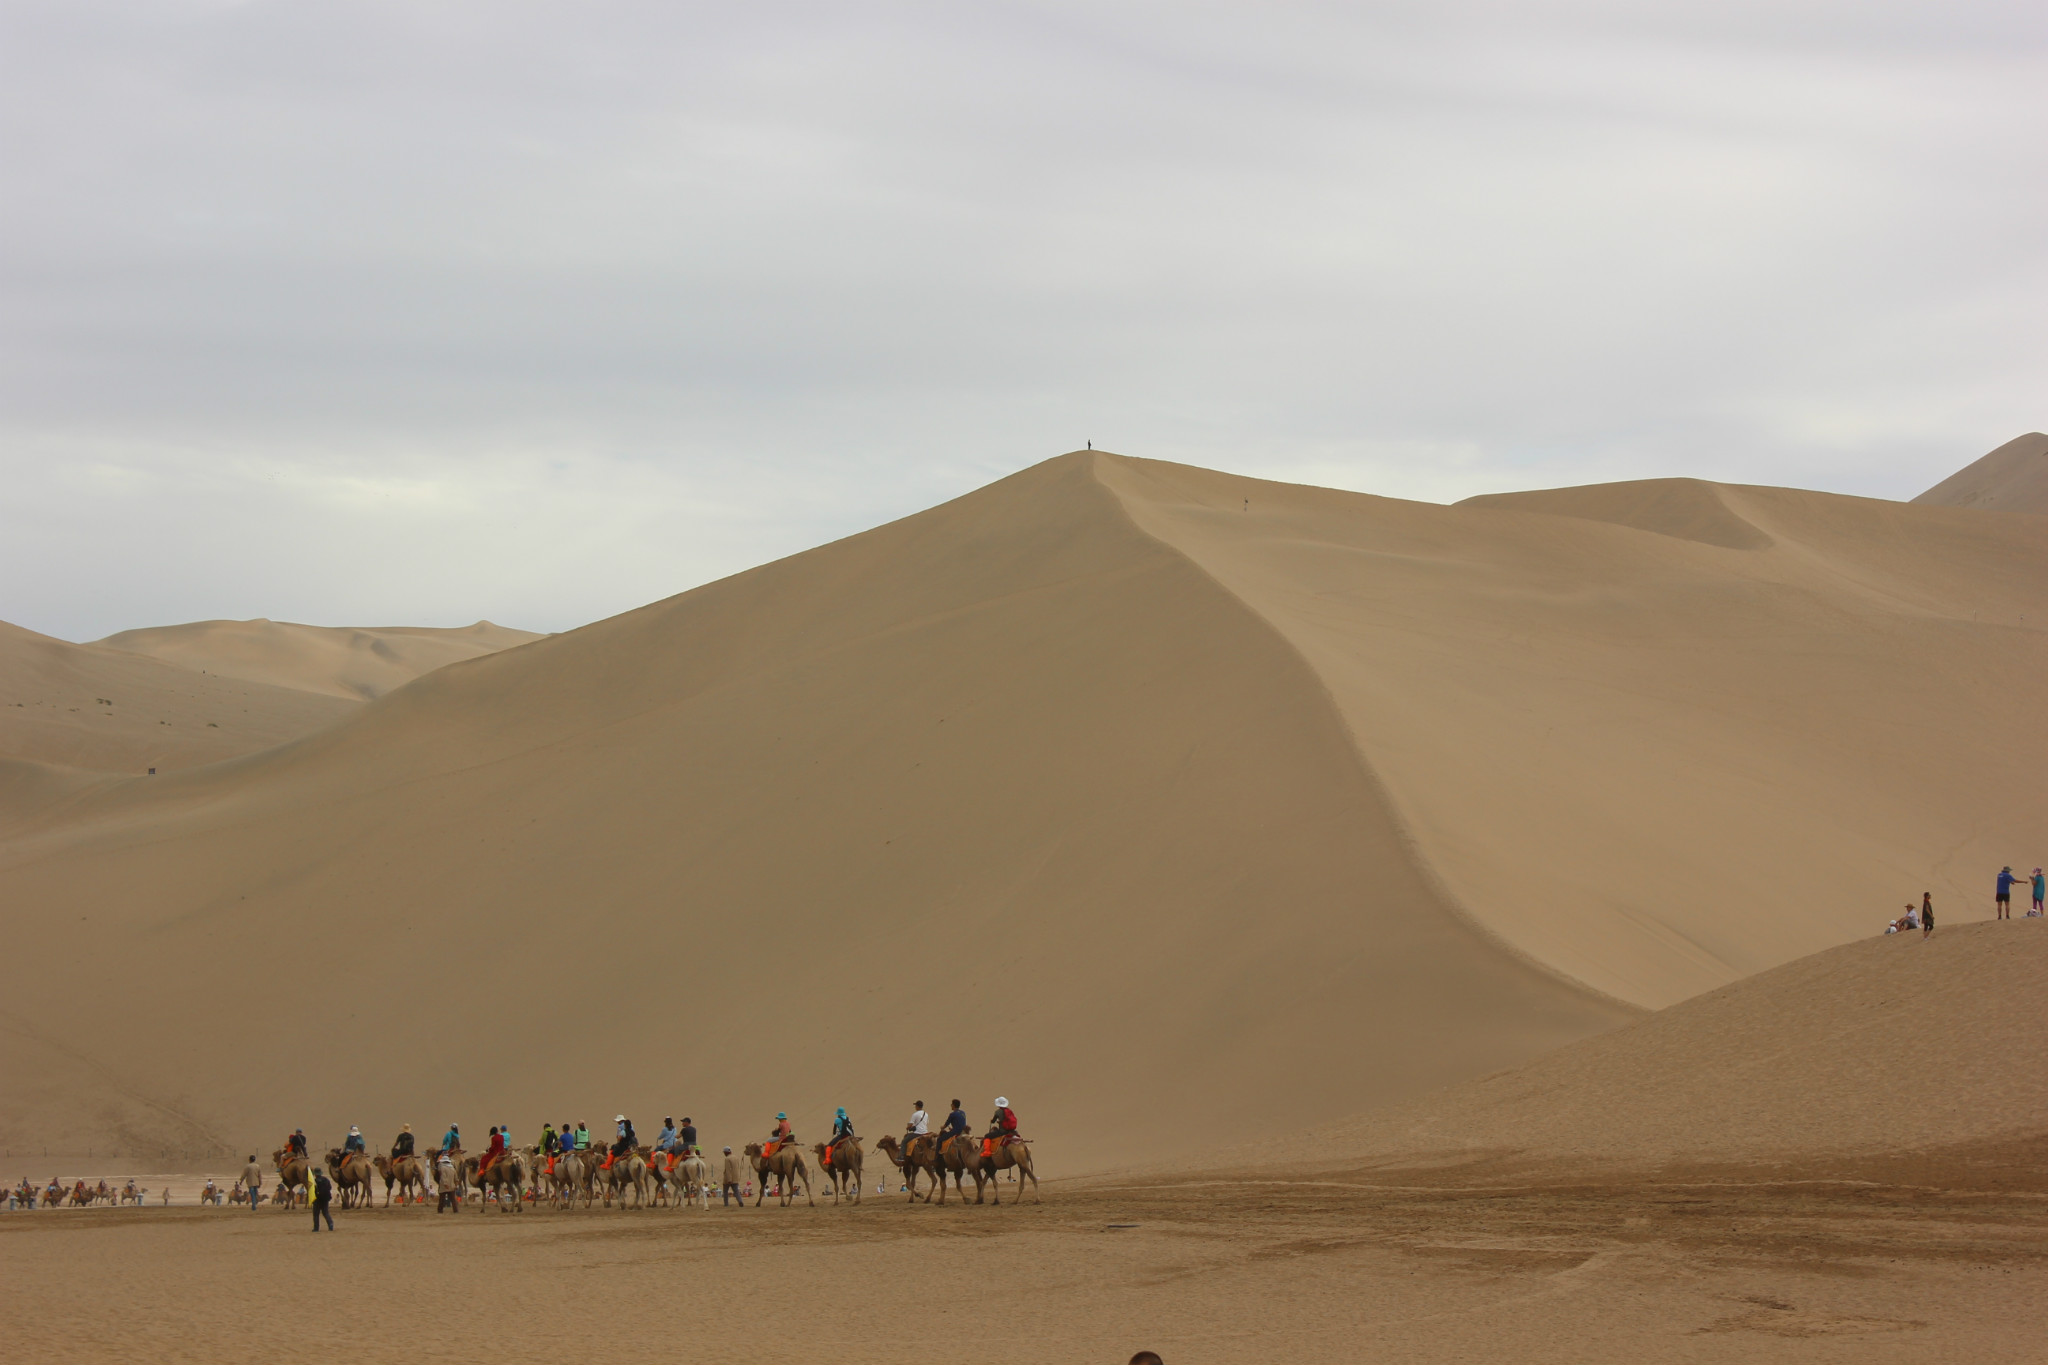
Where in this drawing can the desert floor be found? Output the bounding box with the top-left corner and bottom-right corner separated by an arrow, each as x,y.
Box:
8,1157 -> 2044,1364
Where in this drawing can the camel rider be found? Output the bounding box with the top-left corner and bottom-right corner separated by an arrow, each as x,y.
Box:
940,1100 -> 969,1142
391,1125 -> 415,1160
441,1123 -> 461,1153
575,1122 -> 591,1151
604,1115 -> 636,1169
832,1107 -> 856,1146
766,1112 -> 794,1155
656,1118 -> 678,1153
984,1097 -> 1019,1154
679,1117 -> 698,1154
906,1101 -> 929,1141
343,1126 -> 365,1156
287,1128 -> 308,1159
541,1124 -> 559,1158
481,1126 -> 506,1175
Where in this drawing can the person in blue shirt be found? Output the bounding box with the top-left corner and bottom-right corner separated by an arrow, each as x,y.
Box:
939,1099 -> 969,1140
1997,866 -> 2018,919
656,1118 -> 678,1153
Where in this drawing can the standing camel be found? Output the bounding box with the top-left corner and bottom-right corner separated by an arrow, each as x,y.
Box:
812,1138 -> 864,1204
742,1142 -> 814,1207
933,1134 -> 983,1205
975,1138 -> 1039,1204
325,1149 -> 377,1209
372,1153 -> 430,1206
271,1149 -> 311,1209
553,1149 -> 597,1209
468,1150 -> 529,1211
600,1149 -> 653,1209
874,1135 -> 946,1203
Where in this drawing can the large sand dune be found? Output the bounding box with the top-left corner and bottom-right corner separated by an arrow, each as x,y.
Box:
1,450 -> 2043,1172
1912,431 -> 2048,515
97,618 -> 545,701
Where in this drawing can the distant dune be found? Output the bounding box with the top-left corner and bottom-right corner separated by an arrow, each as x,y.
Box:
0,450 -> 2042,1170
0,619 -> 355,778
1911,431 -> 2048,515
97,619 -> 545,701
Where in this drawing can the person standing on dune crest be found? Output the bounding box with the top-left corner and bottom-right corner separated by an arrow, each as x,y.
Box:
2031,868 -> 2044,917
1922,892 -> 1935,937
1996,867 -> 2017,919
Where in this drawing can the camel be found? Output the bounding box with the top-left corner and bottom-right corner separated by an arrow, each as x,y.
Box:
874,1134 -> 951,1203
325,1149 -> 377,1209
934,1134 -> 985,1204
467,1150 -> 529,1212
743,1142 -> 814,1207
372,1153 -> 431,1206
552,1149 -> 597,1209
120,1180 -> 146,1206
598,1149 -> 652,1209
272,1148 -> 312,1208
974,1137 -> 1039,1204
812,1138 -> 864,1204
650,1150 -> 710,1209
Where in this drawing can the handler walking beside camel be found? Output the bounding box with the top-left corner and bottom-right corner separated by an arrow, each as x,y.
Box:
310,1169 -> 334,1231
241,1155 -> 264,1211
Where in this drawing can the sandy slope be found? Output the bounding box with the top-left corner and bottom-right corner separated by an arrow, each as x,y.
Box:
1,450 -> 2042,1175
0,619 -> 355,776
1284,920 -> 2048,1172
97,618 -> 545,701
1912,432 -> 2048,515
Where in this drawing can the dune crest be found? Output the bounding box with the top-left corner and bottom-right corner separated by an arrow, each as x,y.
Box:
97,618 -> 545,701
1912,431 -> 2048,515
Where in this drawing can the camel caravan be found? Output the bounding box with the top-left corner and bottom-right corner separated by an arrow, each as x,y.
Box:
8,1100 -> 1038,1215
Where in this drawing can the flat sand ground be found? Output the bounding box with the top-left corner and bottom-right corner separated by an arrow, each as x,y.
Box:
8,1160 -> 2043,1364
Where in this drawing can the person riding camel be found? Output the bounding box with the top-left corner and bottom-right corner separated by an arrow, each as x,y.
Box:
541,1123 -> 559,1156
679,1117 -> 698,1155
765,1112 -> 794,1158
831,1107 -> 856,1150
342,1126 -> 365,1156
287,1128 -> 308,1159
656,1117 -> 678,1154
441,1122 -> 461,1153
603,1115 -> 637,1170
574,1122 -> 591,1151
480,1125 -> 506,1176
982,1097 -> 1019,1158
906,1101 -> 930,1141
941,1099 -> 969,1138
391,1125 -> 415,1160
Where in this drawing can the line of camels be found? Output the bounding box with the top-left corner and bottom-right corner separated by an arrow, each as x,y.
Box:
267,1130 -> 1038,1212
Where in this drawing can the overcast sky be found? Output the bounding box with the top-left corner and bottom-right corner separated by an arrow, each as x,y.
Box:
4,1 -> 2043,639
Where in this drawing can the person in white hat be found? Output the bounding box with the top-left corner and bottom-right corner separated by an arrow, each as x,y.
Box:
984,1097 -> 1018,1147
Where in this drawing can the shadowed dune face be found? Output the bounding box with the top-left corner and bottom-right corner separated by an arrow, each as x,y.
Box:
1911,432 -> 2048,515
95,619 -> 545,701
1103,456 -> 2048,1008
1,449 -> 2043,1171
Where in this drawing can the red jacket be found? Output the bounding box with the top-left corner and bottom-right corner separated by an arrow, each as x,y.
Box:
485,1133 -> 506,1157
996,1107 -> 1017,1133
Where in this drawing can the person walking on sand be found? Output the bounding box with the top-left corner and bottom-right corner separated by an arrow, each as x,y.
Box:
721,1147 -> 743,1207
310,1168 -> 334,1231
1996,867 -> 2018,919
1921,892 -> 1935,937
241,1154 -> 264,1211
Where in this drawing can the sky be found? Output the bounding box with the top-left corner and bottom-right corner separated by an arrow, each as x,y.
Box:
3,0 -> 2043,640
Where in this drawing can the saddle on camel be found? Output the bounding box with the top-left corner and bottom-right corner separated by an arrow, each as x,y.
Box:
980,1098 -> 1024,1160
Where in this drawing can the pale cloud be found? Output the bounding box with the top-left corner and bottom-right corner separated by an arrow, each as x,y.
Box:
1,0 -> 2042,638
